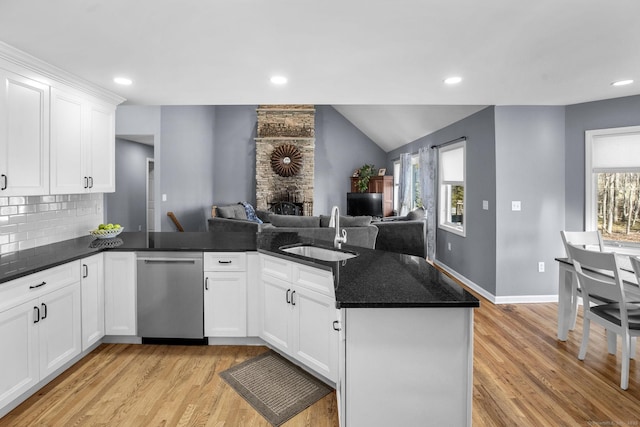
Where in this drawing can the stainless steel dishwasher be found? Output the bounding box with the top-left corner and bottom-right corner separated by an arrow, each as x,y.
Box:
137,252 -> 204,341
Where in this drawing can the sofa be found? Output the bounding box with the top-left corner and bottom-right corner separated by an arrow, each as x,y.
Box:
372,208 -> 427,258
208,203 -> 426,256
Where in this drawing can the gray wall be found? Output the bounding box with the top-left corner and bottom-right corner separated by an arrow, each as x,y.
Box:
160,106 -> 216,231
212,106 -> 258,206
387,107 -> 498,294
315,105 -> 388,214
495,106 -> 565,297
105,138 -> 154,231
565,95 -> 640,230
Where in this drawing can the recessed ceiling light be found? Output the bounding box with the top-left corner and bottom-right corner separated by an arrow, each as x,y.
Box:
270,75 -> 288,85
611,79 -> 633,86
444,76 -> 462,85
113,77 -> 133,85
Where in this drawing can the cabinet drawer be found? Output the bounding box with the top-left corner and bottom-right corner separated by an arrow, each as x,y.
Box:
0,261 -> 81,311
293,264 -> 335,297
204,252 -> 247,272
261,254 -> 293,282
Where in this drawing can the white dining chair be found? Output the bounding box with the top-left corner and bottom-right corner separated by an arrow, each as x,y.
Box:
567,244 -> 640,390
560,230 -> 605,329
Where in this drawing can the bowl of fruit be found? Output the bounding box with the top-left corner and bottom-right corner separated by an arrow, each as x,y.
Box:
90,223 -> 123,239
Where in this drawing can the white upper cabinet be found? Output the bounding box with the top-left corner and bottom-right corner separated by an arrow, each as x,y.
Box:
0,68 -> 50,196
50,87 -> 116,194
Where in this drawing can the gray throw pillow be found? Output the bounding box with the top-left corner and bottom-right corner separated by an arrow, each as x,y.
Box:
319,215 -> 371,227
216,205 -> 237,218
270,214 -> 321,228
406,208 -> 426,220
232,204 -> 248,220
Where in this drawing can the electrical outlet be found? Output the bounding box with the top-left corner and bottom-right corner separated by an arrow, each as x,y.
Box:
538,262 -> 545,272
483,200 -> 489,210
448,242 -> 452,251
162,194 -> 167,202
512,201 -> 521,211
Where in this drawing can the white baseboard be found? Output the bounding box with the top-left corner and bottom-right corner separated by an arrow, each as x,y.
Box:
207,336 -> 265,346
435,261 -> 558,304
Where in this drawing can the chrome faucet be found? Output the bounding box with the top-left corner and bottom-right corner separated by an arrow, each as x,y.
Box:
330,205 -> 347,249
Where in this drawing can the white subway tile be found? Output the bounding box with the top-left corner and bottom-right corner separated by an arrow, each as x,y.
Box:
9,196 -> 26,205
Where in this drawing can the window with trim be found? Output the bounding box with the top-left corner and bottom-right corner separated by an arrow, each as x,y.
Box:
438,141 -> 465,236
585,126 -> 640,246
393,155 -> 420,213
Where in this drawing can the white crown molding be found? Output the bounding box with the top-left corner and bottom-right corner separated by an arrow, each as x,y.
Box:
0,41 -> 126,106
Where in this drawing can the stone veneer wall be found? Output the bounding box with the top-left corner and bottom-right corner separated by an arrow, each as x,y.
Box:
255,105 -> 315,215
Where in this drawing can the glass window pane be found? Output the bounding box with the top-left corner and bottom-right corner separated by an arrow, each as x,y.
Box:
596,172 -> 640,243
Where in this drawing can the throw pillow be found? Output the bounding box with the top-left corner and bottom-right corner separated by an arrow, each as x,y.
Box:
270,214 -> 321,228
217,205 -> 237,219
406,207 -> 426,221
232,204 -> 248,220
240,202 -> 263,224
319,215 -> 372,227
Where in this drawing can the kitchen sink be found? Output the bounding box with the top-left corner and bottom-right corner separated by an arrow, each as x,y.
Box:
280,245 -> 358,262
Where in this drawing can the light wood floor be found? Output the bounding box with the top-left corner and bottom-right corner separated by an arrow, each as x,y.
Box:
2,293 -> 639,426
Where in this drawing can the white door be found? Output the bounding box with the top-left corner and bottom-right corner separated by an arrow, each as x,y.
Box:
291,286 -> 338,381
261,275 -> 292,353
104,252 -> 137,336
0,70 -> 49,196
50,88 -> 84,194
81,254 -> 105,350
38,282 -> 82,379
204,272 -> 247,337
86,102 -> 115,192
0,300 -> 39,409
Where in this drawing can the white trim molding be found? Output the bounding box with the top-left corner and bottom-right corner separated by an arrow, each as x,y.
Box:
436,261 -> 558,304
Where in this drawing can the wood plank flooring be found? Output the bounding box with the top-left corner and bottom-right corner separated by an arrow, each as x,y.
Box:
2,292 -> 639,426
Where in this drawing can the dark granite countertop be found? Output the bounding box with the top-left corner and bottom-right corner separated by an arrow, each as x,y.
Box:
1,231 -> 479,310
0,231 -> 257,284
256,232 -> 479,309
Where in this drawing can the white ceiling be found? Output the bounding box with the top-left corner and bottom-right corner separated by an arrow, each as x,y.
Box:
1,0 -> 638,151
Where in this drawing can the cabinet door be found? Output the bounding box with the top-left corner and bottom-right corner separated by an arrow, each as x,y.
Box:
0,70 -> 49,196
38,282 -> 82,378
261,274 -> 292,353
81,254 -> 104,350
104,252 -> 137,336
204,272 -> 247,337
291,286 -> 338,382
86,102 -> 115,192
0,300 -> 39,410
50,88 -> 84,194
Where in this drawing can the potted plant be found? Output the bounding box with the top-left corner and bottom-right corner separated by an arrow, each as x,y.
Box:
356,164 -> 375,192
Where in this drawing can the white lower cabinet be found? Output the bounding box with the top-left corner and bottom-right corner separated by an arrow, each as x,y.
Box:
104,252 -> 136,336
204,252 -> 247,337
80,254 -> 104,350
260,254 -> 338,382
0,262 -> 81,413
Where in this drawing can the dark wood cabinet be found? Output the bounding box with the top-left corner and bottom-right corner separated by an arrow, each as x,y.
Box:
349,176 -> 394,217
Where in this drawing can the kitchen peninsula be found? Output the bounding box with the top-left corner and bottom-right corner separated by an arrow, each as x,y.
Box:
0,231 -> 478,426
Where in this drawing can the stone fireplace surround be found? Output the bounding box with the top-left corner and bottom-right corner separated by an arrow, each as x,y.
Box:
255,105 -> 315,216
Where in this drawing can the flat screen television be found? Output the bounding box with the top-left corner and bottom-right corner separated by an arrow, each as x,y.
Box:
347,192 -> 383,218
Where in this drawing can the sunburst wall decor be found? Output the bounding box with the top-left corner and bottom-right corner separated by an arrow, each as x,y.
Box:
270,144 -> 303,177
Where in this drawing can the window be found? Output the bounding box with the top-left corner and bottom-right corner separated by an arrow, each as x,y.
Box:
393,155 -> 420,214
438,141 -> 466,236
585,126 -> 640,246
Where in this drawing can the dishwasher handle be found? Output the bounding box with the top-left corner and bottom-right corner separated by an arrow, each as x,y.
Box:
139,258 -> 199,264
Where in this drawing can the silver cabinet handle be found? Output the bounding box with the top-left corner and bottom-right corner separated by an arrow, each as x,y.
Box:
1,174 -> 7,190
205,277 -> 209,290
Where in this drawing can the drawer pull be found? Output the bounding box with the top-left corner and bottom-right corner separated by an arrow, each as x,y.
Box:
218,260 -> 233,264
83,264 -> 89,278
1,174 -> 7,190
291,290 -> 296,306
286,289 -> 291,304
29,281 -> 46,289
41,303 -> 47,320
205,277 -> 209,291
33,306 -> 40,323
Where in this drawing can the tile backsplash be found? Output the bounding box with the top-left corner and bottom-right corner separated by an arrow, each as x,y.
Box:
0,194 -> 104,254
